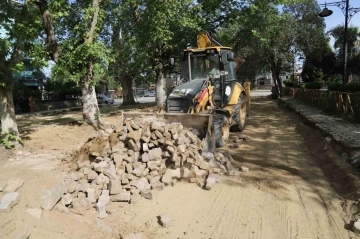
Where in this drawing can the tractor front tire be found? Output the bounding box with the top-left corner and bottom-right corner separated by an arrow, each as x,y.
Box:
214,114 -> 230,148
231,94 -> 247,132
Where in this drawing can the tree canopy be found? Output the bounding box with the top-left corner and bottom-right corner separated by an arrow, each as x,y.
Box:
1,0 -> 340,140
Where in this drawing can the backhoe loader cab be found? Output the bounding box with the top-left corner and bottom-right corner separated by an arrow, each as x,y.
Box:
165,31 -> 248,148
123,31 -> 248,152
179,47 -> 239,108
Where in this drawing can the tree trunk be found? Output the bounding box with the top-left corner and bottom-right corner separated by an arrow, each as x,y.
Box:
272,71 -> 283,98
80,0 -> 102,130
0,83 -> 19,135
35,0 -> 61,63
80,75 -> 102,130
155,63 -> 166,108
121,74 -> 135,105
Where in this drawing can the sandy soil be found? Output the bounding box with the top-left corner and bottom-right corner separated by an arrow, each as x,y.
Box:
1,97 -> 359,239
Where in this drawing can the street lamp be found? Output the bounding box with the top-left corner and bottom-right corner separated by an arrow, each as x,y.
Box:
319,1 -> 360,85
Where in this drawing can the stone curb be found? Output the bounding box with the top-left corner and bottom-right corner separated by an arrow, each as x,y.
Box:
278,98 -> 360,153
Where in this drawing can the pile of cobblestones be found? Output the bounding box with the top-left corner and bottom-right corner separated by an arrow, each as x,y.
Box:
44,117 -> 244,218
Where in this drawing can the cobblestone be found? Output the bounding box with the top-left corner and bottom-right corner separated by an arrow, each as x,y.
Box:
281,98 -> 360,149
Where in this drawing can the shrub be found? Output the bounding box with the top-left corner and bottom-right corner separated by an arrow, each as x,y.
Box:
345,82 -> 360,93
283,80 -> 294,87
328,82 -> 345,92
305,81 -> 322,89
294,83 -> 305,88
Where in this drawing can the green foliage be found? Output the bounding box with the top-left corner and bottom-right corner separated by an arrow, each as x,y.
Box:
51,0 -> 112,85
13,82 -> 42,99
305,81 -> 322,89
327,82 -> 345,92
302,65 -> 324,83
94,74 -> 119,93
329,25 -> 360,75
327,82 -> 360,93
44,80 -> 81,99
283,80 -> 295,87
0,131 -> 23,150
0,1 -> 47,82
345,82 -> 360,93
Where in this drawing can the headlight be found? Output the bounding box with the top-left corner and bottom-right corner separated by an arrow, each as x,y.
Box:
225,86 -> 231,96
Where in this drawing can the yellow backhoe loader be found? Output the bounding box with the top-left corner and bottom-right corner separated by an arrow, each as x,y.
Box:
122,31 -> 249,152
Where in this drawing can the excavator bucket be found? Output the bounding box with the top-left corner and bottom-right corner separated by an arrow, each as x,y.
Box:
121,112 -> 216,153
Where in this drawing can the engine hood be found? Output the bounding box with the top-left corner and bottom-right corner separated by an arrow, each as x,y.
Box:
168,78 -> 206,99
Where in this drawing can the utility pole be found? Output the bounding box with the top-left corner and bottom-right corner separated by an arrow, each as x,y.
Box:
343,0 -> 349,84
318,0 -> 360,85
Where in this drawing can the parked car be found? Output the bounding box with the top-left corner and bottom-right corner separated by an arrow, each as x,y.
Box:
144,90 -> 156,97
97,94 -> 114,104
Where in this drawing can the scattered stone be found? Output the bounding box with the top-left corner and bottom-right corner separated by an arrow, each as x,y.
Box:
130,194 -> 141,204
140,190 -> 153,200
152,182 -> 164,191
96,190 -> 110,219
240,166 -> 249,172
109,180 -> 122,195
26,208 -> 42,219
41,183 -> 64,211
352,218 -> 360,234
136,177 -> 150,190
87,170 -> 98,181
233,138 -> 242,143
110,192 -> 131,202
67,181 -> 78,193
127,130 -> 142,142
159,214 -> 173,228
62,193 -> 73,205
54,204 -> 69,214
238,134 -> 247,140
325,136 -> 332,142
181,168 -> 190,178
3,179 -> 24,193
133,166 -> 146,177
0,192 -> 20,213
78,183 -> 90,192
86,188 -> 96,203
170,168 -> 181,179
205,174 -> 217,190
202,152 -> 214,160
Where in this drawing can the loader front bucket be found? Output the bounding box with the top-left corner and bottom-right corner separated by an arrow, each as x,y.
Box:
121,112 -> 216,153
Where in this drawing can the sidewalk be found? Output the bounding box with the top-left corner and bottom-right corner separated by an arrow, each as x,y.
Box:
280,97 -> 360,152
16,107 -> 81,120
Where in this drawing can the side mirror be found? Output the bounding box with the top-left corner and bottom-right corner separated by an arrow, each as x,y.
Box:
227,52 -> 235,61
169,57 -> 175,66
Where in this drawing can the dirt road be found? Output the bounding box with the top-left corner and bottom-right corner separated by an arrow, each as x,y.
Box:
1,97 -> 359,239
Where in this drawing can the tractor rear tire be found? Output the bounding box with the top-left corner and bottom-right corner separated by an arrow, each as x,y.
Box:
214,114 -> 230,148
231,94 -> 247,132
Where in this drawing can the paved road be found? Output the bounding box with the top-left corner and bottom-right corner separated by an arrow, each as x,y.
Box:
110,90 -> 270,106
112,96 -> 155,106
250,89 -> 271,97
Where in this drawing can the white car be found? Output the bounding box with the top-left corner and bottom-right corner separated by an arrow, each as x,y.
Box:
97,94 -> 114,104
144,91 -> 156,97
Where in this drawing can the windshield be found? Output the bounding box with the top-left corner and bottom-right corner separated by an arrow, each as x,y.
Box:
221,50 -> 237,81
181,53 -> 220,81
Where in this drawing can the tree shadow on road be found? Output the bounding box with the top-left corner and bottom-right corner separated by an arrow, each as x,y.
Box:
224,97 -> 360,220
